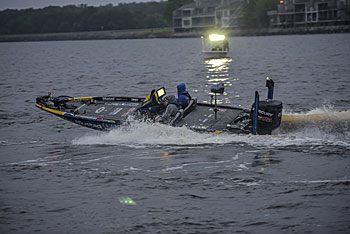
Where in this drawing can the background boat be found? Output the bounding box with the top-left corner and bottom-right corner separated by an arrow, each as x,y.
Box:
201,33 -> 229,58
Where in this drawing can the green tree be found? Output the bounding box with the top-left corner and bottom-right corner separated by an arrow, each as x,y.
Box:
0,0 -> 194,34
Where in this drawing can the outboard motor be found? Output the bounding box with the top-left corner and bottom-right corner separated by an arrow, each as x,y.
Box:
251,77 -> 283,135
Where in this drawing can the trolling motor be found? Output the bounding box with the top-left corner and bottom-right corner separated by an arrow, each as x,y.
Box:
251,77 -> 283,135
211,84 -> 224,120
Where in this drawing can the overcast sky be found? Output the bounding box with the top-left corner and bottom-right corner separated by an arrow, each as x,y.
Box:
0,0 -> 160,10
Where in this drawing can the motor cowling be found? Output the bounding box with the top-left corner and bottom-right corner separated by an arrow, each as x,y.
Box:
251,100 -> 283,135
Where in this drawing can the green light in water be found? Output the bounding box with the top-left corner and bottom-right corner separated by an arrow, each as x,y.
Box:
119,197 -> 136,205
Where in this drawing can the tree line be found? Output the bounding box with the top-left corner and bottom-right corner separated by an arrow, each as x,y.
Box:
0,0 -> 278,35
0,0 -> 192,34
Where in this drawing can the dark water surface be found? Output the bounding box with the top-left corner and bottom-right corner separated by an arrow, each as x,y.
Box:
0,34 -> 350,233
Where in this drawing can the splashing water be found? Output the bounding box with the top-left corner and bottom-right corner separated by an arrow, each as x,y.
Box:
283,105 -> 350,118
73,121 -> 234,147
281,107 -> 350,143
72,119 -> 349,150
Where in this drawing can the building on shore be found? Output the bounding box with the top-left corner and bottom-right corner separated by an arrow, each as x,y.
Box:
172,0 -> 243,32
267,0 -> 350,28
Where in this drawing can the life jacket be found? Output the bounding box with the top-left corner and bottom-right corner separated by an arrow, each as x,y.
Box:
177,83 -> 191,108
180,91 -> 191,100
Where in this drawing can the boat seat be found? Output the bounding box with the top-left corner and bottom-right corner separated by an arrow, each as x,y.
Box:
170,97 -> 197,126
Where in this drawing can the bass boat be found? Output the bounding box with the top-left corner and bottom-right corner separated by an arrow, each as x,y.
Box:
36,78 -> 283,135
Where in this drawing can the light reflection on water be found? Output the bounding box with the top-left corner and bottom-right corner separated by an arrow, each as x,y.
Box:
205,57 -> 232,84
203,57 -> 235,104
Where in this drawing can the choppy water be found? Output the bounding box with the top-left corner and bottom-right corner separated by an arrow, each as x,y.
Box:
0,34 -> 350,233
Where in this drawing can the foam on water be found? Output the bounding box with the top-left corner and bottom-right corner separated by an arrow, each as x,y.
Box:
281,107 -> 350,144
283,105 -> 350,119
72,119 -> 350,150
72,121 -> 234,147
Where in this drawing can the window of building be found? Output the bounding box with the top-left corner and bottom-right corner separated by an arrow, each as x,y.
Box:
295,13 -> 305,22
183,10 -> 191,17
207,7 -> 215,14
183,20 -> 190,26
224,10 -> 228,17
307,13 -> 317,22
295,4 -> 305,12
196,8 -> 203,14
318,3 -> 328,11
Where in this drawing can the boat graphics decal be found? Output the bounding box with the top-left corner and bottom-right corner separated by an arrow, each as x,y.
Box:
109,108 -> 123,115
36,104 -> 119,130
95,107 -> 106,113
62,113 -> 119,130
106,102 -> 138,107
122,108 -> 136,117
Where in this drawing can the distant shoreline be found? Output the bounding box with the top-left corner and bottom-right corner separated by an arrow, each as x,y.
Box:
0,25 -> 349,42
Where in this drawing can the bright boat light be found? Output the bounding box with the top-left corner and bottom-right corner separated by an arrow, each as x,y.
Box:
209,34 -> 225,41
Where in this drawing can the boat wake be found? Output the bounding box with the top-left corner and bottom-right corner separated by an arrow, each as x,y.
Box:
72,122 -> 233,147
281,107 -> 350,141
72,108 -> 350,151
282,107 -> 350,128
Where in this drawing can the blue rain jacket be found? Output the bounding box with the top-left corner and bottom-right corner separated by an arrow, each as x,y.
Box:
177,83 -> 190,109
